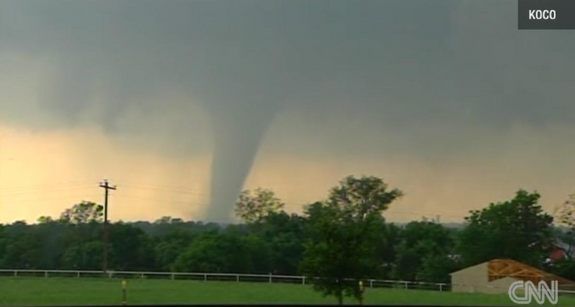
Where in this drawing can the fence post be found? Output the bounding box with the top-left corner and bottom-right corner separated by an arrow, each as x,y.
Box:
44,271 -> 48,278
302,276 -> 306,285
204,274 -> 207,282
77,271 -> 80,278
171,273 -> 174,280
369,279 -> 373,288
236,274 -> 239,282
404,281 -> 408,289
14,270 -> 17,277
439,283 -> 443,292
268,273 -> 272,284
122,280 -> 128,305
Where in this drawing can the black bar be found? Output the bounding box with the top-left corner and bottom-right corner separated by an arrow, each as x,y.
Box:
518,0 -> 575,29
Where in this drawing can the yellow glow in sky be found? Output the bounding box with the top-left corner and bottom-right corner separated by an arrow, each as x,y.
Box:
0,125 -> 210,223
0,123 -> 572,224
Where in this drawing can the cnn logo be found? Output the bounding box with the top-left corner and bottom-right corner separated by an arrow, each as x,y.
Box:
508,280 -> 558,305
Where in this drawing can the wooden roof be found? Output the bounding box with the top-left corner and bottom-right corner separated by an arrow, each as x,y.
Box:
488,259 -> 573,285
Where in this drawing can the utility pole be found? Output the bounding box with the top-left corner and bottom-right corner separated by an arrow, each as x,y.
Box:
100,179 -> 116,272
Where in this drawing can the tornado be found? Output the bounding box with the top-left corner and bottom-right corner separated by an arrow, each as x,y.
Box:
206,104 -> 277,223
201,66 -> 287,223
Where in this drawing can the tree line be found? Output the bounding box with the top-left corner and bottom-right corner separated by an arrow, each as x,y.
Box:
0,175 -> 574,304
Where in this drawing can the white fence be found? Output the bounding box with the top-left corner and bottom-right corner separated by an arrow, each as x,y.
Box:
0,269 -> 449,291
2,269 -> 575,296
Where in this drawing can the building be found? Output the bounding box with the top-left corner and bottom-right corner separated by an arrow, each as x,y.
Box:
450,259 -> 575,294
547,240 -> 575,263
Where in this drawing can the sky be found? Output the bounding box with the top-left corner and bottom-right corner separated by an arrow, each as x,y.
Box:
1,0 -> 575,224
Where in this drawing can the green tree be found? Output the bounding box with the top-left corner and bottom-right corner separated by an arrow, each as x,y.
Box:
108,223 -> 155,270
0,221 -> 41,268
376,223 -> 402,278
37,216 -> 55,224
555,194 -> 575,259
153,230 -> 194,271
458,190 -> 553,266
300,175 -> 402,305
59,201 -> 104,224
34,222 -> 69,269
61,241 -> 103,270
392,221 -> 456,282
549,259 -> 575,280
173,232 -> 270,273
235,188 -> 284,223
251,211 -> 306,275
547,195 -> 575,280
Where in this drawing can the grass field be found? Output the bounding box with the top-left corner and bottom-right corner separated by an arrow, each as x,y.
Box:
1,277 -> 573,306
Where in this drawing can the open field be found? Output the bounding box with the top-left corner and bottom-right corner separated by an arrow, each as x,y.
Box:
1,277 -> 574,306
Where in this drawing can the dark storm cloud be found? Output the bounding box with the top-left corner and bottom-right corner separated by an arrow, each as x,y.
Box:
2,0 -> 575,221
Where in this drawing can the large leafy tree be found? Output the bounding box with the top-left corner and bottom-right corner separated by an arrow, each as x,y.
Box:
59,201 -> 104,224
458,190 -> 554,266
235,188 -> 284,223
300,175 -> 402,305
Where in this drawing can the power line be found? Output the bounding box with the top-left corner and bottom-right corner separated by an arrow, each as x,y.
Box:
1,193 -> 101,204
99,179 -> 116,272
0,179 -> 98,190
99,180 -> 117,223
0,179 -> 479,222
0,185 -> 95,197
114,194 -> 200,205
118,184 -> 203,195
